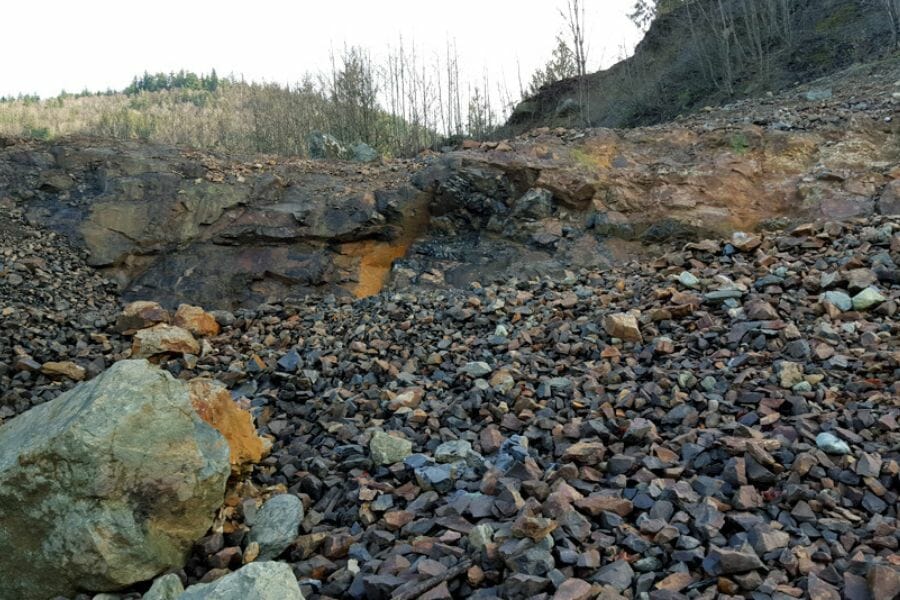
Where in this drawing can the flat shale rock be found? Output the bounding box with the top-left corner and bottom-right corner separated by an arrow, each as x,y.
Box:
0,360 -> 230,599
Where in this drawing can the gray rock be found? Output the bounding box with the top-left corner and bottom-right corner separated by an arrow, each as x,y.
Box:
856,452 -> 882,477
816,432 -> 851,455
678,271 -> 700,288
0,360 -> 230,600
822,290 -> 852,311
501,539 -> 555,576
434,439 -> 484,468
704,289 -> 744,303
248,494 -> 304,560
591,559 -> 634,592
308,132 -> 349,160
747,525 -> 790,555
703,543 -> 765,575
350,143 -> 379,163
178,561 -> 305,599
512,188 -> 554,220
143,574 -> 185,600
804,88 -> 833,101
369,431 -> 413,465
459,361 -> 492,377
415,463 -> 455,493
435,439 -> 473,463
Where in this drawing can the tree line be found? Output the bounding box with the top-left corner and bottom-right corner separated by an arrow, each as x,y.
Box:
0,6 -> 591,156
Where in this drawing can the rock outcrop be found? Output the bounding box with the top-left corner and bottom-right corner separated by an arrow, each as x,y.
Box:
0,360 -> 230,599
3,58 -> 897,309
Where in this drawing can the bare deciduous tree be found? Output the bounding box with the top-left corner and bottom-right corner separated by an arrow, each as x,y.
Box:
561,0 -> 590,125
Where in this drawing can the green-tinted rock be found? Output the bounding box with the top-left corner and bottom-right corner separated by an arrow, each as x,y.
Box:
178,562 -> 305,600
852,287 -> 886,310
0,360 -> 230,600
143,574 -> 185,600
469,524 -> 494,550
369,430 -> 413,465
678,271 -> 700,288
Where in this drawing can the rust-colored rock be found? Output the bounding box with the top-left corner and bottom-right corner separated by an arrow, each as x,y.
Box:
189,378 -> 265,469
115,300 -> 171,334
132,324 -> 200,358
174,304 -> 221,337
574,495 -> 634,517
561,441 -> 606,465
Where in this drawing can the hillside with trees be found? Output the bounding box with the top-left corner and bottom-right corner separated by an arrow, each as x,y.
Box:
509,0 -> 900,131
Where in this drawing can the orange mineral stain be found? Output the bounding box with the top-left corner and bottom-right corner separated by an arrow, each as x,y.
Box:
341,203 -> 430,298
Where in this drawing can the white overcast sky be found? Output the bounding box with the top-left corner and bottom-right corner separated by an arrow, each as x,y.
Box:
3,0 -> 643,100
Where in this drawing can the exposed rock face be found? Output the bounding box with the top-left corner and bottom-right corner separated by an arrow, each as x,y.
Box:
0,360 -> 230,599
1,60 -> 897,310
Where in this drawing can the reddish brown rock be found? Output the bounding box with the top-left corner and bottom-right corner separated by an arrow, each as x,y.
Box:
574,495 -> 634,517
174,303 -> 221,337
561,441 -> 606,465
115,300 -> 171,334
552,578 -> 593,600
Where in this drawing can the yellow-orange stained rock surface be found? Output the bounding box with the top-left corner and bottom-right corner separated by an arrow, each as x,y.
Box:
189,378 -> 265,468
339,202 -> 431,299
174,303 -> 221,337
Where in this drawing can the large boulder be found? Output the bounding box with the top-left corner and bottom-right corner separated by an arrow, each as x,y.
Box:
179,561 -> 305,600
0,360 -> 231,600
308,132 -> 350,160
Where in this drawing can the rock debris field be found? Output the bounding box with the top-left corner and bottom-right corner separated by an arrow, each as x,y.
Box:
1,202 -> 900,599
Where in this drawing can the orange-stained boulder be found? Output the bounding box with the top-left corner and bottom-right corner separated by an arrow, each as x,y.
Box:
189,378 -> 265,469
174,304 -> 221,337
